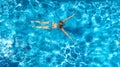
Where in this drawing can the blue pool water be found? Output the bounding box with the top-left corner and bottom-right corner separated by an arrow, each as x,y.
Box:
0,0 -> 120,67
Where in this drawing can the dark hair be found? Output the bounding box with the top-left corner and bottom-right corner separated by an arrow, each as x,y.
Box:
58,20 -> 64,29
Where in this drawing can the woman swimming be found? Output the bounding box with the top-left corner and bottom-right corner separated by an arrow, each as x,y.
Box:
32,14 -> 76,40
57,14 -> 76,40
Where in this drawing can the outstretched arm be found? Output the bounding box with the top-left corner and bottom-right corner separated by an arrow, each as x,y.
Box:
61,28 -> 73,40
62,14 -> 76,22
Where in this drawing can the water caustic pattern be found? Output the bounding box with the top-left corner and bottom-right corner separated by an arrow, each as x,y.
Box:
0,0 -> 120,67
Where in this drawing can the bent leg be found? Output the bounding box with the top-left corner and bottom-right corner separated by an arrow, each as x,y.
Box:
31,20 -> 49,24
33,26 -> 50,29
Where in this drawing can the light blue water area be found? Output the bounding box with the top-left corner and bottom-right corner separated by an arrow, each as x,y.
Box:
0,0 -> 120,67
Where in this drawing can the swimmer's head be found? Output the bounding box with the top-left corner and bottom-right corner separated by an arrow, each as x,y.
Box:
52,22 -> 57,28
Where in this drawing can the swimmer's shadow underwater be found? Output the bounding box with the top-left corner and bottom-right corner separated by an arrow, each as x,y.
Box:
32,14 -> 78,41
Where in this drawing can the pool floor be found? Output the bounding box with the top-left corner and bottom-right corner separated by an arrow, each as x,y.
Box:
0,0 -> 120,67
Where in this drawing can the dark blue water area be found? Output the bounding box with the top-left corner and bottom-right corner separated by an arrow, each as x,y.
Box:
0,0 -> 120,67
0,57 -> 19,67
